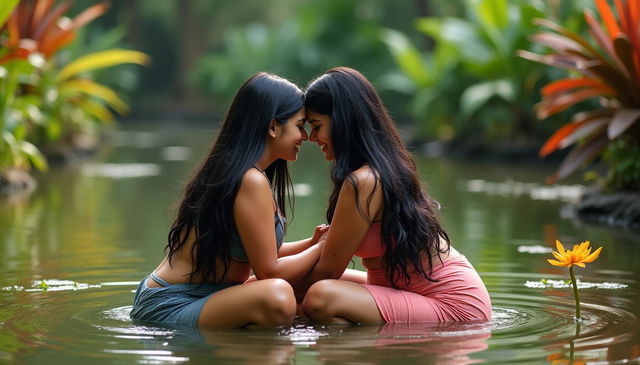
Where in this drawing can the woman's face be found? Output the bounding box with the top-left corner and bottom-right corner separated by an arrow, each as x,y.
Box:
273,107 -> 307,161
306,110 -> 334,161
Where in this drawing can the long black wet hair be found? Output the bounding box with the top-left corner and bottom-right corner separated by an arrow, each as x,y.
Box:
305,67 -> 450,286
166,72 -> 304,283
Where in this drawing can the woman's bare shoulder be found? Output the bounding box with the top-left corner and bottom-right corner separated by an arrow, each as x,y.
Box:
348,165 -> 379,191
238,168 -> 270,194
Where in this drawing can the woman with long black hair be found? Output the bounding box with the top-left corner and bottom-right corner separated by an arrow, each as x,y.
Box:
130,72 -> 327,328
300,67 -> 492,323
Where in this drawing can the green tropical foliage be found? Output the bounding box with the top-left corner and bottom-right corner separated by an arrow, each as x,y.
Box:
380,0 -> 597,142
0,0 -> 148,191
0,57 -> 48,173
382,0 -> 551,141
191,0 -> 397,109
520,0 -> 640,187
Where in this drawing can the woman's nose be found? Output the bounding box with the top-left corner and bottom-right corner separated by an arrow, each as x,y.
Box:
301,129 -> 308,141
309,130 -> 317,142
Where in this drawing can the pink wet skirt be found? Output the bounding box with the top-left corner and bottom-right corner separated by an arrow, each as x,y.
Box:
362,255 -> 492,323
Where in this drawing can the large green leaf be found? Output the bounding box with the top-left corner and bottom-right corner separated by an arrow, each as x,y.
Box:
0,0 -> 19,28
76,99 -> 114,123
381,29 -> 431,87
471,0 -> 509,57
472,0 -> 508,31
19,141 -> 48,172
60,79 -> 129,115
416,17 -> 492,65
1,131 -> 18,168
57,49 -> 150,81
460,79 -> 515,117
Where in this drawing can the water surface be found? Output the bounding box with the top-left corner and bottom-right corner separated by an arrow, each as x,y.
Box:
1,121 -> 638,364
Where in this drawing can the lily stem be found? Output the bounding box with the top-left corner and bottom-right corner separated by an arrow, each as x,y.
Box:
569,265 -> 581,319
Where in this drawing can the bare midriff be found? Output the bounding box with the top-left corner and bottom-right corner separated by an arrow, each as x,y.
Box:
147,229 -> 251,287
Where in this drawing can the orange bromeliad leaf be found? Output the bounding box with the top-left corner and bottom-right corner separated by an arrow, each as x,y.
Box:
2,0 -> 108,61
540,122 -> 586,157
72,2 -> 109,28
596,0 -> 621,39
541,78 -> 613,96
559,117 -> 609,149
522,2 -> 640,182
612,36 -> 640,104
539,114 -> 609,157
552,134 -> 609,182
29,0 -> 55,35
536,88 -> 606,119
530,33 -> 586,54
534,18 -> 602,59
40,28 -> 75,58
585,9 -> 627,73
625,0 -> 640,74
7,12 -> 20,47
32,1 -> 71,41
616,0 -> 629,35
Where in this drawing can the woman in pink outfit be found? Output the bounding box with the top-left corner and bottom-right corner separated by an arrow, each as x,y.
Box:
299,67 -> 492,323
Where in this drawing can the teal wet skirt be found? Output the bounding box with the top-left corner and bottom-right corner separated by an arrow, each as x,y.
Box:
130,273 -> 240,327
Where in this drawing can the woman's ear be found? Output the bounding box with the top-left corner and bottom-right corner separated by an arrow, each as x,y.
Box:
269,119 -> 278,138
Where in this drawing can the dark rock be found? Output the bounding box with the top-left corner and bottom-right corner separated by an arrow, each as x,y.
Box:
428,138 -> 570,165
565,189 -> 640,231
0,168 -> 36,195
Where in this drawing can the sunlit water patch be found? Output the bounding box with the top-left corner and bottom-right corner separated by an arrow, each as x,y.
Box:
464,179 -> 585,201
517,245 -> 553,254
293,183 -> 312,197
161,146 -> 190,161
82,163 -> 161,178
109,131 -> 159,148
2,280 -> 141,292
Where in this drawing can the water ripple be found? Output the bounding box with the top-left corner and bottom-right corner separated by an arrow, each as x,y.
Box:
0,271 -> 637,364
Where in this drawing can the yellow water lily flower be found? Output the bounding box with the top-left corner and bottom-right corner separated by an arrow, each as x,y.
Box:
547,240 -> 602,268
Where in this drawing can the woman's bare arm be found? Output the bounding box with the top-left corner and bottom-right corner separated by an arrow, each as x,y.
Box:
298,167 -> 382,289
234,169 -> 324,283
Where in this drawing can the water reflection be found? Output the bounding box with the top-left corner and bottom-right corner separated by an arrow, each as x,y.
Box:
302,322 -> 491,364
98,317 -> 492,365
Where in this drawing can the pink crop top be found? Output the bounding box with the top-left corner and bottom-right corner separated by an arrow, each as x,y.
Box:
354,222 -> 385,258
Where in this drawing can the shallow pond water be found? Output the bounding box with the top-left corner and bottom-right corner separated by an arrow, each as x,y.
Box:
1,121 -> 638,364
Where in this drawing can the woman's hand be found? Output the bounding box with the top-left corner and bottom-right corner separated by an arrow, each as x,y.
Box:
310,224 -> 330,245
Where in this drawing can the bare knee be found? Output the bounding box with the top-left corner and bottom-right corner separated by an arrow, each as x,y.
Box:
302,280 -> 339,321
256,279 -> 296,326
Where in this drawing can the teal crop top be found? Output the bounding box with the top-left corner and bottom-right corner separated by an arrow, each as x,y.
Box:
229,213 -> 285,262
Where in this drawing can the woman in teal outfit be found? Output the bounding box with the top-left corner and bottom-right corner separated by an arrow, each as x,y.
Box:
130,72 -> 327,327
